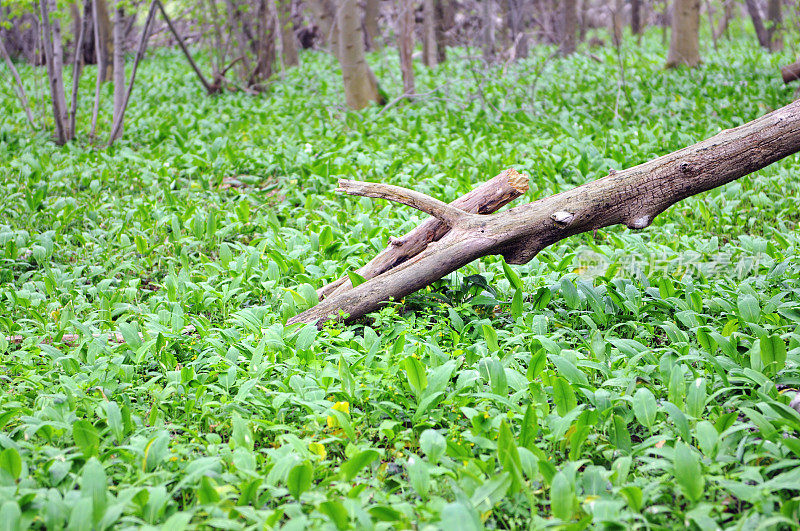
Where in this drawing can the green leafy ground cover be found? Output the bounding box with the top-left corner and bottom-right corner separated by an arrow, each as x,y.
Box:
2,28 -> 800,529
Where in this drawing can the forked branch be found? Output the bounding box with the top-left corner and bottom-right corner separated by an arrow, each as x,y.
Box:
291,99 -> 800,327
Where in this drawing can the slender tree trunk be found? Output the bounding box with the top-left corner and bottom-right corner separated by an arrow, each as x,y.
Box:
69,1 -> 89,138
611,0 -> 624,46
483,0 -> 495,63
39,0 -> 70,144
767,0 -> 782,51
204,0 -> 226,74
249,0 -> 276,85
94,0 -> 112,81
422,0 -> 438,66
560,0 -> 577,55
0,33 -> 37,129
398,0 -> 415,95
507,0 -> 528,59
483,0 -> 495,62
110,0 -> 125,141
108,0 -> 157,145
579,0 -> 589,41
337,0 -> 381,109
631,0 -> 641,34
291,99 -> 800,326
745,0 -> 770,49
275,0 -> 298,66
307,0 -> 339,55
364,0 -> 380,50
714,0 -> 733,40
434,0 -> 448,62
666,0 -> 700,68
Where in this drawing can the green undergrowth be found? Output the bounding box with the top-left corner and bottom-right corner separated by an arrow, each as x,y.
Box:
1,26 -> 800,529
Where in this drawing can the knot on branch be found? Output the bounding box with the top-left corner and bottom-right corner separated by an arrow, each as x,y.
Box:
551,210 -> 575,225
625,214 -> 651,230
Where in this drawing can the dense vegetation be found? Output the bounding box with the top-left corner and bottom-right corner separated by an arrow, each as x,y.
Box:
2,28 -> 800,529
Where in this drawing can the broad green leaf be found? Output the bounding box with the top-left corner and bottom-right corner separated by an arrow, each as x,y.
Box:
552,376 -> 577,416
502,259 -> 523,290
737,294 -> 760,325
550,471 -> 575,520
0,448 -> 21,481
497,419 -> 523,493
287,461 -> 313,500
419,429 -> 446,464
341,449 -> 379,481
632,388 -> 657,428
404,356 -> 428,398
470,472 -> 511,512
673,442 -> 704,502
72,420 -> 100,456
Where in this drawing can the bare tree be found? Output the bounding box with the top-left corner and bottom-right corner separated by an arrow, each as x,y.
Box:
0,31 -> 37,129
275,0 -> 299,66
338,0 -> 382,109
422,0 -> 438,66
745,0 -> 770,49
364,0 -> 380,50
631,0 -> 641,35
560,0 -> 577,55
39,0 -> 70,144
767,0 -> 782,51
666,0 -> 700,67
398,0 -> 415,95
506,0 -> 528,59
483,0 -> 495,62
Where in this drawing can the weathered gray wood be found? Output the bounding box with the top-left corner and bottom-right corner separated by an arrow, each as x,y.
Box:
317,169 -> 529,300
292,99 -> 800,327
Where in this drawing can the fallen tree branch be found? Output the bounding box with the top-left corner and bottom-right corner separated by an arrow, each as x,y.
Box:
781,60 -> 800,84
6,325 -> 196,346
292,99 -> 800,327
317,169 -> 529,300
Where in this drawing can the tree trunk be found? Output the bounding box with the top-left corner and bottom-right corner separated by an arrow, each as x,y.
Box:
560,0 -> 577,55
483,0 -> 495,62
69,0 -> 89,138
337,0 -> 381,109
434,0 -> 447,63
666,0 -> 700,68
249,0 -> 276,85
507,0 -> 528,59
110,1 -> 125,142
397,0 -> 415,94
767,0 -> 782,51
0,31 -> 37,129
631,0 -> 641,34
95,0 -> 113,81
713,0 -> 732,40
291,99 -> 800,326
364,0 -> 379,50
745,0 -> 770,49
39,0 -> 70,144
611,0 -> 624,46
422,0 -> 437,67
275,0 -> 298,67
307,0 -> 339,55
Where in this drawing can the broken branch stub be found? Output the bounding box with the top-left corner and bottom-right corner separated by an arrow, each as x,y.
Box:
292,99 -> 800,327
317,169 -> 529,300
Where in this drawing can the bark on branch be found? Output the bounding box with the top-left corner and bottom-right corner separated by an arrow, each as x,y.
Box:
317,169 -> 529,300
292,99 -> 800,327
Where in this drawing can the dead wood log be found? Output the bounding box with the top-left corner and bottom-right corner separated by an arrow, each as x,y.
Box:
781,61 -> 800,84
317,169 -> 529,300
291,99 -> 800,327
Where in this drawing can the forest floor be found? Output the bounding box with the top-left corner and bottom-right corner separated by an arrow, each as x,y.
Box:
2,27 -> 800,529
